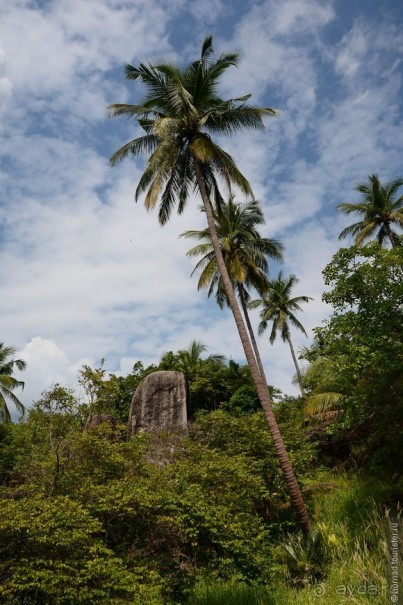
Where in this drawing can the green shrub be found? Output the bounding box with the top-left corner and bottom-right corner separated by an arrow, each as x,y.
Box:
0,495 -> 162,604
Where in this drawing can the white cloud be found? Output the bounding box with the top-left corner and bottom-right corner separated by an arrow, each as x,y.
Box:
0,42 -> 12,118
335,24 -> 368,79
15,337 -> 88,407
0,0 -> 180,131
271,0 -> 335,35
335,19 -> 403,83
186,0 -> 226,24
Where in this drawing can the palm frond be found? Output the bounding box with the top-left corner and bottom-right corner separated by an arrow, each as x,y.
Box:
304,392 -> 343,418
287,312 -> 308,337
200,35 -> 214,63
206,105 -> 277,134
110,37 -> 282,259
125,62 -> 169,100
185,243 -> 214,258
336,202 -> 371,216
0,343 -> 26,422
210,143 -> 252,196
181,229 -> 210,242
109,135 -> 159,166
338,221 -> 366,240
107,103 -> 153,118
354,222 -> 379,246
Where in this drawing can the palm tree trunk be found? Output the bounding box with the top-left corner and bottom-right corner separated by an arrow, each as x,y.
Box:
287,335 -> 305,396
193,158 -> 310,534
238,284 -> 268,389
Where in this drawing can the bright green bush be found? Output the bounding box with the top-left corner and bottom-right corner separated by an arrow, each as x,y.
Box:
3,405 -> 301,602
0,495 -> 162,604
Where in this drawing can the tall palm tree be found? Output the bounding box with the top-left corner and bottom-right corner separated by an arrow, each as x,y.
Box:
0,343 -> 26,422
337,174 -> 403,248
108,37 -> 310,532
181,197 -> 283,386
252,272 -> 312,394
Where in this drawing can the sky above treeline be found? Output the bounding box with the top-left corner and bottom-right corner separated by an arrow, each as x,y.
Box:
1,0 -> 402,408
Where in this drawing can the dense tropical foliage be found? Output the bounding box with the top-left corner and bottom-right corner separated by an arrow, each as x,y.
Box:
0,311 -> 401,603
1,237 -> 401,602
302,242 -> 403,470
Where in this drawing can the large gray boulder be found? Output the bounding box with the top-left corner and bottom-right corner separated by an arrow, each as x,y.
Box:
128,370 -> 187,436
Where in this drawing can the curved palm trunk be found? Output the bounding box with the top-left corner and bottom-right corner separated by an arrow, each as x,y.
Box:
194,159 -> 310,534
287,335 -> 305,396
238,285 -> 268,389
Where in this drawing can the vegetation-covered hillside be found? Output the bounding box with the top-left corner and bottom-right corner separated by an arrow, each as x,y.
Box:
1,245 -> 402,602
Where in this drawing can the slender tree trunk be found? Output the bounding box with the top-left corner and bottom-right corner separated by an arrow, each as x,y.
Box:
238,284 -> 268,389
193,158 -> 310,534
287,335 -> 305,396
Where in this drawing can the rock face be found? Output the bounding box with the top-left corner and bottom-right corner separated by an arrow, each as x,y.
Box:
85,413 -> 122,441
128,371 -> 187,436
85,413 -> 119,432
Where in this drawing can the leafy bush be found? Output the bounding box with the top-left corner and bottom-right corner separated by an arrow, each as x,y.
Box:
0,495 -> 161,604
3,405 -> 302,602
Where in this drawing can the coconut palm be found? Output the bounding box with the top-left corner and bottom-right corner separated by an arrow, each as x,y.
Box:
181,197 -> 283,386
108,36 -> 310,532
160,340 -> 225,382
337,174 -> 403,248
0,343 -> 26,422
252,272 -> 312,394
297,355 -> 343,420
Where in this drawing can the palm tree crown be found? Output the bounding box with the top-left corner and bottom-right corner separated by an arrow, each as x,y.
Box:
182,197 -> 282,391
159,340 -> 225,382
251,272 -> 312,393
253,272 -> 311,343
337,174 -> 403,248
108,36 -> 277,225
0,343 -> 26,422
181,197 -> 283,308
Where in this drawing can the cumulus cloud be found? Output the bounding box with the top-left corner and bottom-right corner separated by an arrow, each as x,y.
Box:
186,0 -> 226,24
272,0 -> 334,35
0,0 -> 179,131
15,337 -> 88,408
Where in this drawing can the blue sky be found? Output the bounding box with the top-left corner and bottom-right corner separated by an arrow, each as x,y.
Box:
0,0 -> 402,408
